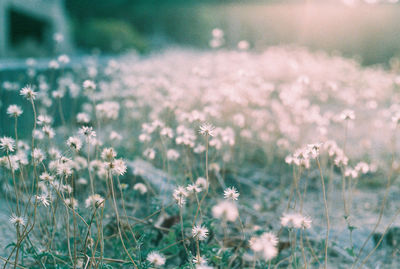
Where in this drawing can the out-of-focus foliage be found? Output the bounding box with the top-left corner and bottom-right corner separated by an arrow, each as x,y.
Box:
65,1 -> 400,64
75,19 -> 148,53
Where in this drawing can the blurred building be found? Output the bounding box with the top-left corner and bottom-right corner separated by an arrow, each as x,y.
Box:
0,0 -> 72,57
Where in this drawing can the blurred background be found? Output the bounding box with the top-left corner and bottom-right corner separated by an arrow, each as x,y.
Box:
1,0 -> 400,65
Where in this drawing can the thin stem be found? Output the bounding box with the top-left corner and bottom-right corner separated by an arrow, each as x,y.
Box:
317,157 -> 329,269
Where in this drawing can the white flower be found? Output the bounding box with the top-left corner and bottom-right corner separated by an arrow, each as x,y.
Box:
37,115 -> 53,126
249,232 -> 279,261
355,162 -> 369,174
65,198 -> 78,209
20,85 -> 37,100
56,162 -> 73,177
260,232 -> 279,247
281,212 -> 312,229
186,183 -> 202,193
42,126 -> 55,138
173,186 -> 189,207
300,215 -> 312,229
76,113 -> 91,123
212,28 -> 224,38
96,101 -> 119,120
110,131 -> 122,141
160,127 -> 174,138
48,147 -> 61,159
147,251 -> 166,266
0,137 -> 15,152
139,133 -> 151,143
345,168 -> 358,179
167,149 -> 180,160
101,148 -> 117,161
33,130 -> 44,140
133,183 -> 147,194
192,225 -> 209,241
39,172 -> 54,181
31,148 -> 45,162
143,148 -> 156,160
64,184 -> 73,194
340,109 -> 355,121
67,136 -> 82,152
212,201 -> 239,222
237,40 -> 250,51
194,145 -> 206,154
307,143 -> 323,159
199,123 -> 215,137
263,244 -> 278,261
79,126 -> 96,140
48,60 -> 59,69
36,194 -> 50,207
196,177 -> 208,189
83,80 -> 96,91
58,54 -> 70,64
85,194 -> 105,208
224,187 -> 239,201
193,255 -> 207,265
109,159 -> 127,176
7,105 -> 23,117
9,214 -> 26,226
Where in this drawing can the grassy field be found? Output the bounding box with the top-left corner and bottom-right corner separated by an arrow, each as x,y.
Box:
1,45 -> 400,268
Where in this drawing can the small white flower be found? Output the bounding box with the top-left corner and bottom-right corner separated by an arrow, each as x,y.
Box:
340,109 -> 355,121
56,162 -> 73,177
187,183 -> 202,193
37,115 -> 53,126
39,172 -> 54,181
212,201 -> 239,222
101,148 -> 117,161
192,225 -> 209,241
167,149 -> 180,160
9,214 -> 26,226
65,198 -> 78,209
109,159 -> 127,176
143,148 -> 156,160
212,28 -> 224,38
224,187 -> 239,201
83,80 -> 96,91
31,148 -> 45,162
249,232 -> 279,262
36,194 -> 50,207
237,40 -> 250,51
7,105 -> 23,117
110,131 -> 122,141
20,85 -> 37,100
57,54 -> 70,64
0,137 -> 15,152
173,186 -> 189,207
76,113 -> 91,123
79,126 -> 96,140
193,255 -> 207,265
196,177 -> 208,189
147,251 -> 166,266
199,123 -> 215,137
300,215 -> 312,229
281,212 -> 312,229
133,183 -> 148,194
67,136 -> 82,152
307,143 -> 323,159
85,194 -> 105,208
42,126 -> 55,138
